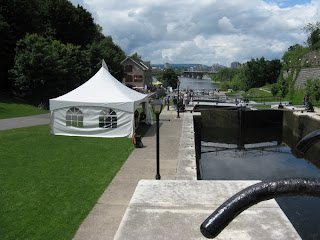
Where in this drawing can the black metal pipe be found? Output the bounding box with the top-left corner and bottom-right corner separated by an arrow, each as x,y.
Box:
296,129 -> 320,154
200,178 -> 320,239
155,113 -> 161,180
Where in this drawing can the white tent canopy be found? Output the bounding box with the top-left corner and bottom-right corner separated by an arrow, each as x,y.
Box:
49,60 -> 153,138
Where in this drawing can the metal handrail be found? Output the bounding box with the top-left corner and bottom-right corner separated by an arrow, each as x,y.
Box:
201,131 -> 320,238
200,178 -> 320,238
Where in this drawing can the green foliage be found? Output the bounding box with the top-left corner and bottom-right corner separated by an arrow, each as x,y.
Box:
86,36 -> 126,80
304,78 -> 320,102
211,67 -> 238,82
10,34 -> 89,102
9,32 -> 126,103
152,71 -> 163,81
271,84 -> 279,96
46,1 -> 98,47
130,52 -> 140,58
219,81 -> 231,91
211,67 -> 246,90
304,22 -> 320,49
0,14 -> 14,89
278,76 -> 289,98
244,57 -> 282,91
312,41 -> 320,51
0,0 -> 109,91
282,44 -> 311,68
0,124 -> 134,240
162,68 -> 178,88
0,93 -> 48,119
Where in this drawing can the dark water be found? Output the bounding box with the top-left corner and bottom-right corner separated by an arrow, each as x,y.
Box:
178,77 -> 219,90
197,111 -> 320,240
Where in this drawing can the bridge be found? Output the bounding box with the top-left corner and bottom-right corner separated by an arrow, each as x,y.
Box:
183,70 -> 217,79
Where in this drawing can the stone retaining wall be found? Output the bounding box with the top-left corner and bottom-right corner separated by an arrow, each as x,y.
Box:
295,67 -> 320,87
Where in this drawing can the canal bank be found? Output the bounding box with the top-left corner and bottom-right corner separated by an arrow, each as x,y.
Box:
193,106 -> 320,240
73,101 -> 309,240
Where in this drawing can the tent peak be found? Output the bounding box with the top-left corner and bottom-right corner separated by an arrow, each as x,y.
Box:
102,59 -> 109,71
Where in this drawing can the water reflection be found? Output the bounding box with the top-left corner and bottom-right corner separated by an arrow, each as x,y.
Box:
200,145 -> 320,180
178,77 -> 219,90
196,109 -> 320,240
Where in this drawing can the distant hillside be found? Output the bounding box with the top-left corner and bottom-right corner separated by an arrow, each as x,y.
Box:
151,64 -> 206,68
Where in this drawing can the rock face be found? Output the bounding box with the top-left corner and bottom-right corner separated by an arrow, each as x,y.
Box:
283,50 -> 320,88
294,67 -> 320,88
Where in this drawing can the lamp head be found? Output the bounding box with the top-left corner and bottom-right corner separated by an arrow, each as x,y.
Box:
151,98 -> 163,114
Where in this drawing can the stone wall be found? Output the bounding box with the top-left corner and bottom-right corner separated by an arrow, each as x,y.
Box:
294,67 -> 320,87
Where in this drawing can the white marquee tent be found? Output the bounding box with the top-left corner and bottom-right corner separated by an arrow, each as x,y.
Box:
49,61 -> 153,138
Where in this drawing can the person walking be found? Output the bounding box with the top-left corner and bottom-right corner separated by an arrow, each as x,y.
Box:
166,96 -> 170,110
173,96 -> 178,110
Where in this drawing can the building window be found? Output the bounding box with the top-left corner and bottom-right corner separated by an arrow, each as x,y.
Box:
126,75 -> 133,82
66,107 -> 83,127
125,65 -> 133,72
134,75 -> 143,82
99,108 -> 117,128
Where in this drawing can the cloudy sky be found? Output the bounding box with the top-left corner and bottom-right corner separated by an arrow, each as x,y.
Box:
70,0 -> 320,66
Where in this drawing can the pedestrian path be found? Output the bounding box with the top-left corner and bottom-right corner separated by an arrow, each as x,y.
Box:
0,113 -> 50,130
72,106 -> 186,240
73,104 -> 301,240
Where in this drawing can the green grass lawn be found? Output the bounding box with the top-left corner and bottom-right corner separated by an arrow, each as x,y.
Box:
0,93 -> 48,119
241,87 -> 313,106
225,91 -> 243,97
0,125 -> 135,240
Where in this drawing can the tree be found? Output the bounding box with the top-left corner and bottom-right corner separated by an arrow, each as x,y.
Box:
304,22 -> 320,49
0,14 -> 14,90
10,34 -> 89,102
0,0 -> 100,91
162,69 -> 178,88
45,0 -> 97,47
86,36 -> 126,81
130,52 -> 140,58
0,0 -> 47,90
243,57 -> 282,91
265,59 -> 282,84
211,67 -> 238,82
304,78 -> 320,102
271,84 -> 279,96
278,76 -> 288,98
282,44 -> 310,68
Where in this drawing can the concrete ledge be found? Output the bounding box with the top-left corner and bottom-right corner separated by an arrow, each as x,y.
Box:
114,180 -> 301,240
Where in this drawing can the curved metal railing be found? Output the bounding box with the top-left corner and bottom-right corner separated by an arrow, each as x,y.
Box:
200,178 -> 320,238
296,129 -> 320,153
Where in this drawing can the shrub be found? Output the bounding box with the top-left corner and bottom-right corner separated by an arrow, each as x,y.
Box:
271,84 -> 279,96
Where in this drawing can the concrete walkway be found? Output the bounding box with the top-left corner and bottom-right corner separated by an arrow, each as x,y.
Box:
114,180 -> 300,240
0,113 -> 50,130
73,106 -> 188,240
73,104 -> 302,240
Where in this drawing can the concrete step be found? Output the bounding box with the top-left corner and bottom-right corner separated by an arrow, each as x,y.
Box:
114,180 -> 301,240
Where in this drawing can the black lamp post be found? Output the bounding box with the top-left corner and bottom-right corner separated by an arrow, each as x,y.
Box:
177,79 -> 180,118
151,98 -> 163,180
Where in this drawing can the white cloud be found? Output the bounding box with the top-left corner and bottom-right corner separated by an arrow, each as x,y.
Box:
70,0 -> 320,66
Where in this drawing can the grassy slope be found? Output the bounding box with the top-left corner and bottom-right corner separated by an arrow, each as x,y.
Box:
0,94 -> 48,119
0,96 -> 155,240
0,125 -> 135,240
241,86 -> 311,106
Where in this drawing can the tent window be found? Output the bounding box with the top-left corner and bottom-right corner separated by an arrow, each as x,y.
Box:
99,108 -> 117,128
66,107 -> 83,127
